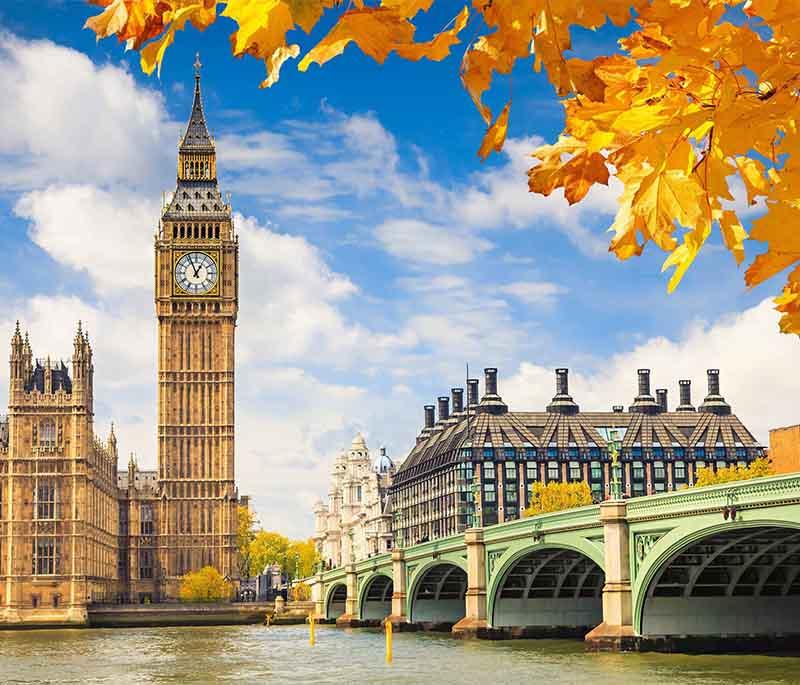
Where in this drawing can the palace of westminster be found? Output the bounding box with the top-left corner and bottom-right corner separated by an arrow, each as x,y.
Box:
0,62 -> 241,624
0,62 -> 780,626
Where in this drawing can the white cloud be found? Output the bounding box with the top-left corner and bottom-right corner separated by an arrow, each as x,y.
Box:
0,33 -> 177,191
451,137 -> 617,258
376,218 -> 493,265
498,280 -> 568,306
14,185 -> 156,291
502,299 -> 800,443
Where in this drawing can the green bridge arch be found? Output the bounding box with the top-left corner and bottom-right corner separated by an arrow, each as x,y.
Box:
633,514 -> 800,636
407,555 -> 468,624
486,539 -> 606,630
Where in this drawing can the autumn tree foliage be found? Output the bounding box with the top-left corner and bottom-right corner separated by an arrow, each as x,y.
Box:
236,505 -> 257,579
695,456 -> 774,487
524,481 -> 594,517
85,0 -> 800,334
248,530 -> 320,578
179,565 -> 233,602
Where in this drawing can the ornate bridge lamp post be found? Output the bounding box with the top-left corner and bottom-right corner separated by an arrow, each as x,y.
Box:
470,473 -> 481,528
608,429 -> 623,501
393,508 -> 403,549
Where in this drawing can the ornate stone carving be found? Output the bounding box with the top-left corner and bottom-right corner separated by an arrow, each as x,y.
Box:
487,549 -> 507,578
634,532 -> 664,572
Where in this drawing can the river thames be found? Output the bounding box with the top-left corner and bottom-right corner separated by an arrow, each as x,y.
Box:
1,625 -> 799,684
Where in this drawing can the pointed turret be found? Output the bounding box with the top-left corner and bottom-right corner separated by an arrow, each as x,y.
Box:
180,53 -> 214,153
9,321 -> 24,390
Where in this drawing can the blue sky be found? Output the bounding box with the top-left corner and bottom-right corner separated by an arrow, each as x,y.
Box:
1,3 -> 798,537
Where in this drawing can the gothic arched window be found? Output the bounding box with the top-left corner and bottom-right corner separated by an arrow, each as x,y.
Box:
39,419 -> 55,448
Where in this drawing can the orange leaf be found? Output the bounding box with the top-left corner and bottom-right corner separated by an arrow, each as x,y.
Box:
477,101 -> 510,160
745,202 -> 800,287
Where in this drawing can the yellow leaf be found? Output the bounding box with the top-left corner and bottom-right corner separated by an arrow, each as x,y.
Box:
719,209 -> 747,265
395,6 -> 469,62
83,0 -> 129,40
261,44 -> 301,88
477,101 -> 510,160
775,266 -> 800,335
140,5 -> 204,77
735,156 -> 769,205
745,202 -> 800,287
299,8 -> 415,70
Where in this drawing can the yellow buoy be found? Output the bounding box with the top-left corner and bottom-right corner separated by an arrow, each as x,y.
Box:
385,618 -> 393,664
308,614 -> 316,646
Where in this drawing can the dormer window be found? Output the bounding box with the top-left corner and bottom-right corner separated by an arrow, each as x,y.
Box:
195,192 -> 201,199
188,204 -> 194,211
202,204 -> 208,211
182,192 -> 189,199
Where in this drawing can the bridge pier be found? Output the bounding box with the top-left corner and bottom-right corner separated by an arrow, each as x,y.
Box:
386,549 -> 409,629
310,573 -> 324,620
585,500 -> 635,650
335,564 -> 360,627
452,528 -> 488,638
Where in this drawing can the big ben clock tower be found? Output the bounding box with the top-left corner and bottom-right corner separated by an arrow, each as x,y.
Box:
155,56 -> 239,596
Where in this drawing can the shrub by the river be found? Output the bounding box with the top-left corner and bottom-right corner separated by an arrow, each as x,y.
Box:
179,566 -> 232,603
524,481 -> 593,517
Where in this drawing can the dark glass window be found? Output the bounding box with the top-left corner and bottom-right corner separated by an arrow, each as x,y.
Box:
589,447 -> 600,458
526,462 -> 538,481
695,447 -> 706,458
483,447 -> 494,459
33,538 -> 58,575
504,447 -> 515,459
36,481 -> 57,520
547,447 -> 558,458
524,447 -> 536,458
674,447 -> 685,458
504,462 -> 517,481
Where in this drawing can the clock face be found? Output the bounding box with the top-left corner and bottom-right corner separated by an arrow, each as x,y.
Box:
175,252 -> 218,294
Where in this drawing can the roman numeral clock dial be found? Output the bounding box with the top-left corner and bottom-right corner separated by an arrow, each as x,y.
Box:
175,251 -> 218,295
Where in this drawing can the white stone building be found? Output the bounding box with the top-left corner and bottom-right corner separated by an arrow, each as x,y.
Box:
313,434 -> 396,568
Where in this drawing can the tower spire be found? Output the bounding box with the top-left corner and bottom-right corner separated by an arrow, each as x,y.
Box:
180,53 -> 213,153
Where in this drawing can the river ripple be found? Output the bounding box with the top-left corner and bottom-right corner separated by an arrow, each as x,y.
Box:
1,624 -> 799,684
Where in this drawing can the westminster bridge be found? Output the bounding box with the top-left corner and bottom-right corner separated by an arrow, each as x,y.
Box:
310,474 -> 800,651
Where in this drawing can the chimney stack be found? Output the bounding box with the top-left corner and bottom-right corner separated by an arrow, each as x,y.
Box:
638,369 -> 651,397
476,367 -> 509,415
452,387 -> 464,415
424,405 -> 435,429
629,368 -> 660,414
484,368 -> 498,396
700,369 -> 731,415
612,405 -> 624,413
676,379 -> 695,412
547,367 -> 579,415
707,369 -> 720,396
437,396 -> 450,422
556,367 -> 569,396
467,378 -> 479,407
656,388 -> 668,413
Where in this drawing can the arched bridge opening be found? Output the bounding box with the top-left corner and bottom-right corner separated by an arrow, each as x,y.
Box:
492,548 -> 604,634
642,525 -> 800,638
326,583 -> 347,621
410,563 -> 467,628
360,575 -> 393,622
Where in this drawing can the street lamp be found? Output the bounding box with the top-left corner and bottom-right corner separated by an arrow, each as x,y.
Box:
469,472 -> 481,528
608,429 -> 623,500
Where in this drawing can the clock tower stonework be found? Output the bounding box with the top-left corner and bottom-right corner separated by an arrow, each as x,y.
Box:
155,58 -> 239,596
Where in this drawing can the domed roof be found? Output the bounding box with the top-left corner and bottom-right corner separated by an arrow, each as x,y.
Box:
373,446 -> 394,474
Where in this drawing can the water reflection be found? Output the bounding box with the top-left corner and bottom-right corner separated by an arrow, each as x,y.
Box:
0,625 -> 799,684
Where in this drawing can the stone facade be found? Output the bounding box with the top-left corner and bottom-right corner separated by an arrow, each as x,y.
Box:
1,325 -> 120,624
313,434 -> 395,568
0,61 -> 242,624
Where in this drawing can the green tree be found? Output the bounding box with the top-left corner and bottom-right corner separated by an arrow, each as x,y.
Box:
695,457 -> 774,487
524,481 -> 593,517
237,505 -> 257,580
249,530 -> 290,577
287,538 -> 321,579
179,566 -> 232,603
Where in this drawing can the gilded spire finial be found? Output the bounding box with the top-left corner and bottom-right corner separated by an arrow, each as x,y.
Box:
194,52 -> 202,78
